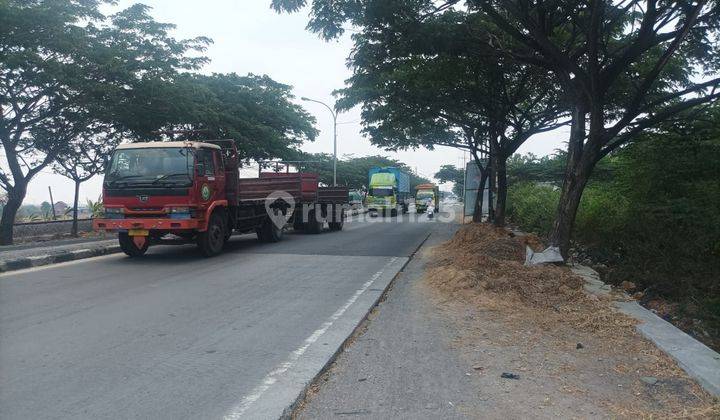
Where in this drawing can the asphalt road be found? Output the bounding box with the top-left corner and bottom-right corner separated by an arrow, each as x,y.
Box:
0,212 -> 442,419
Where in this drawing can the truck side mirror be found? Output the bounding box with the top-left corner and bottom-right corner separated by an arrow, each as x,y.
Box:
196,162 -> 205,176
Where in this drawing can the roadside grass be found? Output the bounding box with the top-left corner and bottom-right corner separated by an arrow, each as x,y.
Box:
424,223 -> 719,418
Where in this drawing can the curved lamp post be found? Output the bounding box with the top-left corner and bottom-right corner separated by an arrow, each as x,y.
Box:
300,97 -> 337,186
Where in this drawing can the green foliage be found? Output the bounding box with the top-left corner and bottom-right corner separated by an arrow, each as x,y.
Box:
86,196 -> 104,218
163,73 -> 318,163
507,150 -> 618,186
507,112 -> 720,341
0,0 -> 209,243
295,153 -> 429,190
434,165 -> 464,198
506,183 -> 560,235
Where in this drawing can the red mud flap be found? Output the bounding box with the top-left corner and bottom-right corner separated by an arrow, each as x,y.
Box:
132,236 -> 147,249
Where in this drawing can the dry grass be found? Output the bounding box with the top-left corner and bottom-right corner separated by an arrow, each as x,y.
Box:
427,223 -> 637,336
424,223 -> 719,418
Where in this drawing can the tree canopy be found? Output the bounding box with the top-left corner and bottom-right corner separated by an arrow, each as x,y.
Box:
0,0 -> 209,244
273,0 -> 720,256
295,153 -> 430,190
160,73 -> 318,163
434,165 -> 464,198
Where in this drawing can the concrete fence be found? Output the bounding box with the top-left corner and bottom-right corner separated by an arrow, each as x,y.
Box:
13,219 -> 94,241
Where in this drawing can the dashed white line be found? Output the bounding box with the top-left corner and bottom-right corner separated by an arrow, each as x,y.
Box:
224,256 -> 399,419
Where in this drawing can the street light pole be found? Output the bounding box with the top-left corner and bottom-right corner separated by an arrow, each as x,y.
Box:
301,97 -> 338,186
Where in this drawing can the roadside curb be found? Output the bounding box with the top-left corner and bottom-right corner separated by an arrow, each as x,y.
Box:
0,245 -> 121,274
571,264 -> 720,397
281,232 -> 433,420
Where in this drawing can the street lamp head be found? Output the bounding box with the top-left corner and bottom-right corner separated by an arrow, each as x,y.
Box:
300,97 -> 310,101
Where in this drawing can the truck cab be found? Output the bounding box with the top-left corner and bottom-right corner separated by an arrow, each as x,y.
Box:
366,167 -> 410,217
95,141 -> 231,256
414,183 -> 440,213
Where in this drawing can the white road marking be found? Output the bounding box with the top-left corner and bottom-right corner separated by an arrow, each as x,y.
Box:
224,256 -> 399,420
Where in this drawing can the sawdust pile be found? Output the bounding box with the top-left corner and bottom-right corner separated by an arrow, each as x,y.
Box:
423,223 -> 719,418
426,223 -> 636,334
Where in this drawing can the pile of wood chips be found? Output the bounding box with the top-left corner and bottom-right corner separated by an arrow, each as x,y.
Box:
424,223 -> 720,418
426,223 -> 637,335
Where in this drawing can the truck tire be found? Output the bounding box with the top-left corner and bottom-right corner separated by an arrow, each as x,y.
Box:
390,208 -> 398,217
292,215 -> 304,231
304,209 -> 322,234
197,212 -> 226,257
118,233 -> 149,257
329,207 -> 345,231
257,213 -> 284,243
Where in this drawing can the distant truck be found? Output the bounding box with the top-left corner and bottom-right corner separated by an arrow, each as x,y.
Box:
348,189 -> 364,210
93,140 -> 348,257
366,167 -> 410,216
415,183 -> 440,213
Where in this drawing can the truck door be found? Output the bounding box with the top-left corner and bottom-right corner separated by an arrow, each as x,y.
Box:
195,148 -> 221,205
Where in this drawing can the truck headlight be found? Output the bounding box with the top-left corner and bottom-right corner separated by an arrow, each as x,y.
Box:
167,206 -> 192,219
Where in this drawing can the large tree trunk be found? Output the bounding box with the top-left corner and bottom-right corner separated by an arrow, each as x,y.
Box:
0,184 -> 27,245
493,155 -> 508,227
487,153 -> 496,222
548,105 -> 593,258
71,179 -> 80,237
472,167 -> 488,222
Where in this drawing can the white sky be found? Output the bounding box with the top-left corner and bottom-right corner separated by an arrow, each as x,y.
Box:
18,0 -> 566,205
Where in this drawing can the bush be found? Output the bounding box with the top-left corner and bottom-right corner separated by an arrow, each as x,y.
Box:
506,129 -> 720,349
506,182 -> 559,235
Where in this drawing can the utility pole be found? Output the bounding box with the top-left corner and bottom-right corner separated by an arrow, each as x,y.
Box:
48,186 -> 57,220
301,97 -> 338,186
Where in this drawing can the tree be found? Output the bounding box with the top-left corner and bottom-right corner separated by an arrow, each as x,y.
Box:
275,2 -> 566,225
294,153 -> 430,189
159,73 -> 318,164
274,0 -> 720,255
468,0 -> 720,255
52,126 -> 120,236
435,165 -> 465,198
0,1 -> 209,244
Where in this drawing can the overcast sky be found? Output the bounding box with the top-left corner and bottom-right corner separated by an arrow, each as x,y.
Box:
19,0 -> 567,205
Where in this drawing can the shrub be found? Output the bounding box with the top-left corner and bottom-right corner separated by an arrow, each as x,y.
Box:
506,182 -> 559,235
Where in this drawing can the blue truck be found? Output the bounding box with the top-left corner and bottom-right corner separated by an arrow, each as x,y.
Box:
366,167 -> 411,216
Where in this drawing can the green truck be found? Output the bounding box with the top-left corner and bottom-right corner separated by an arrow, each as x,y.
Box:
366,167 -> 410,216
415,183 -> 440,213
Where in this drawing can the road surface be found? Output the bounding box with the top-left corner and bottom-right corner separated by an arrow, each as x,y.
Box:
0,212 -> 443,419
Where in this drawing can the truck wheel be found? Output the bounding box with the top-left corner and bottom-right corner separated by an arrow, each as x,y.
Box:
257,217 -> 284,242
390,208 -> 398,217
304,209 -> 322,234
329,208 -> 345,231
118,233 -> 149,257
292,215 -> 304,231
197,212 -> 225,257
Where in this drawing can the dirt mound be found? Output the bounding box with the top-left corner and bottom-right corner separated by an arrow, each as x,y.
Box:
426,223 -> 636,334
423,223 -> 717,418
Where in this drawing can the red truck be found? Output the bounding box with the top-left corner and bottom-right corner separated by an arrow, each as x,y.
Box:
93,140 -> 348,257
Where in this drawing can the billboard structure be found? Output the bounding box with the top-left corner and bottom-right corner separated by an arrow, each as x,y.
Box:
463,160 -> 490,220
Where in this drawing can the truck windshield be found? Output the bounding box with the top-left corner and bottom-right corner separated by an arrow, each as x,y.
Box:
416,191 -> 434,199
369,187 -> 394,197
105,147 -> 193,186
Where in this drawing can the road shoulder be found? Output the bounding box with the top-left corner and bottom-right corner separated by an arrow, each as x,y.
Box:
295,222 -> 476,419
295,222 -> 719,419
